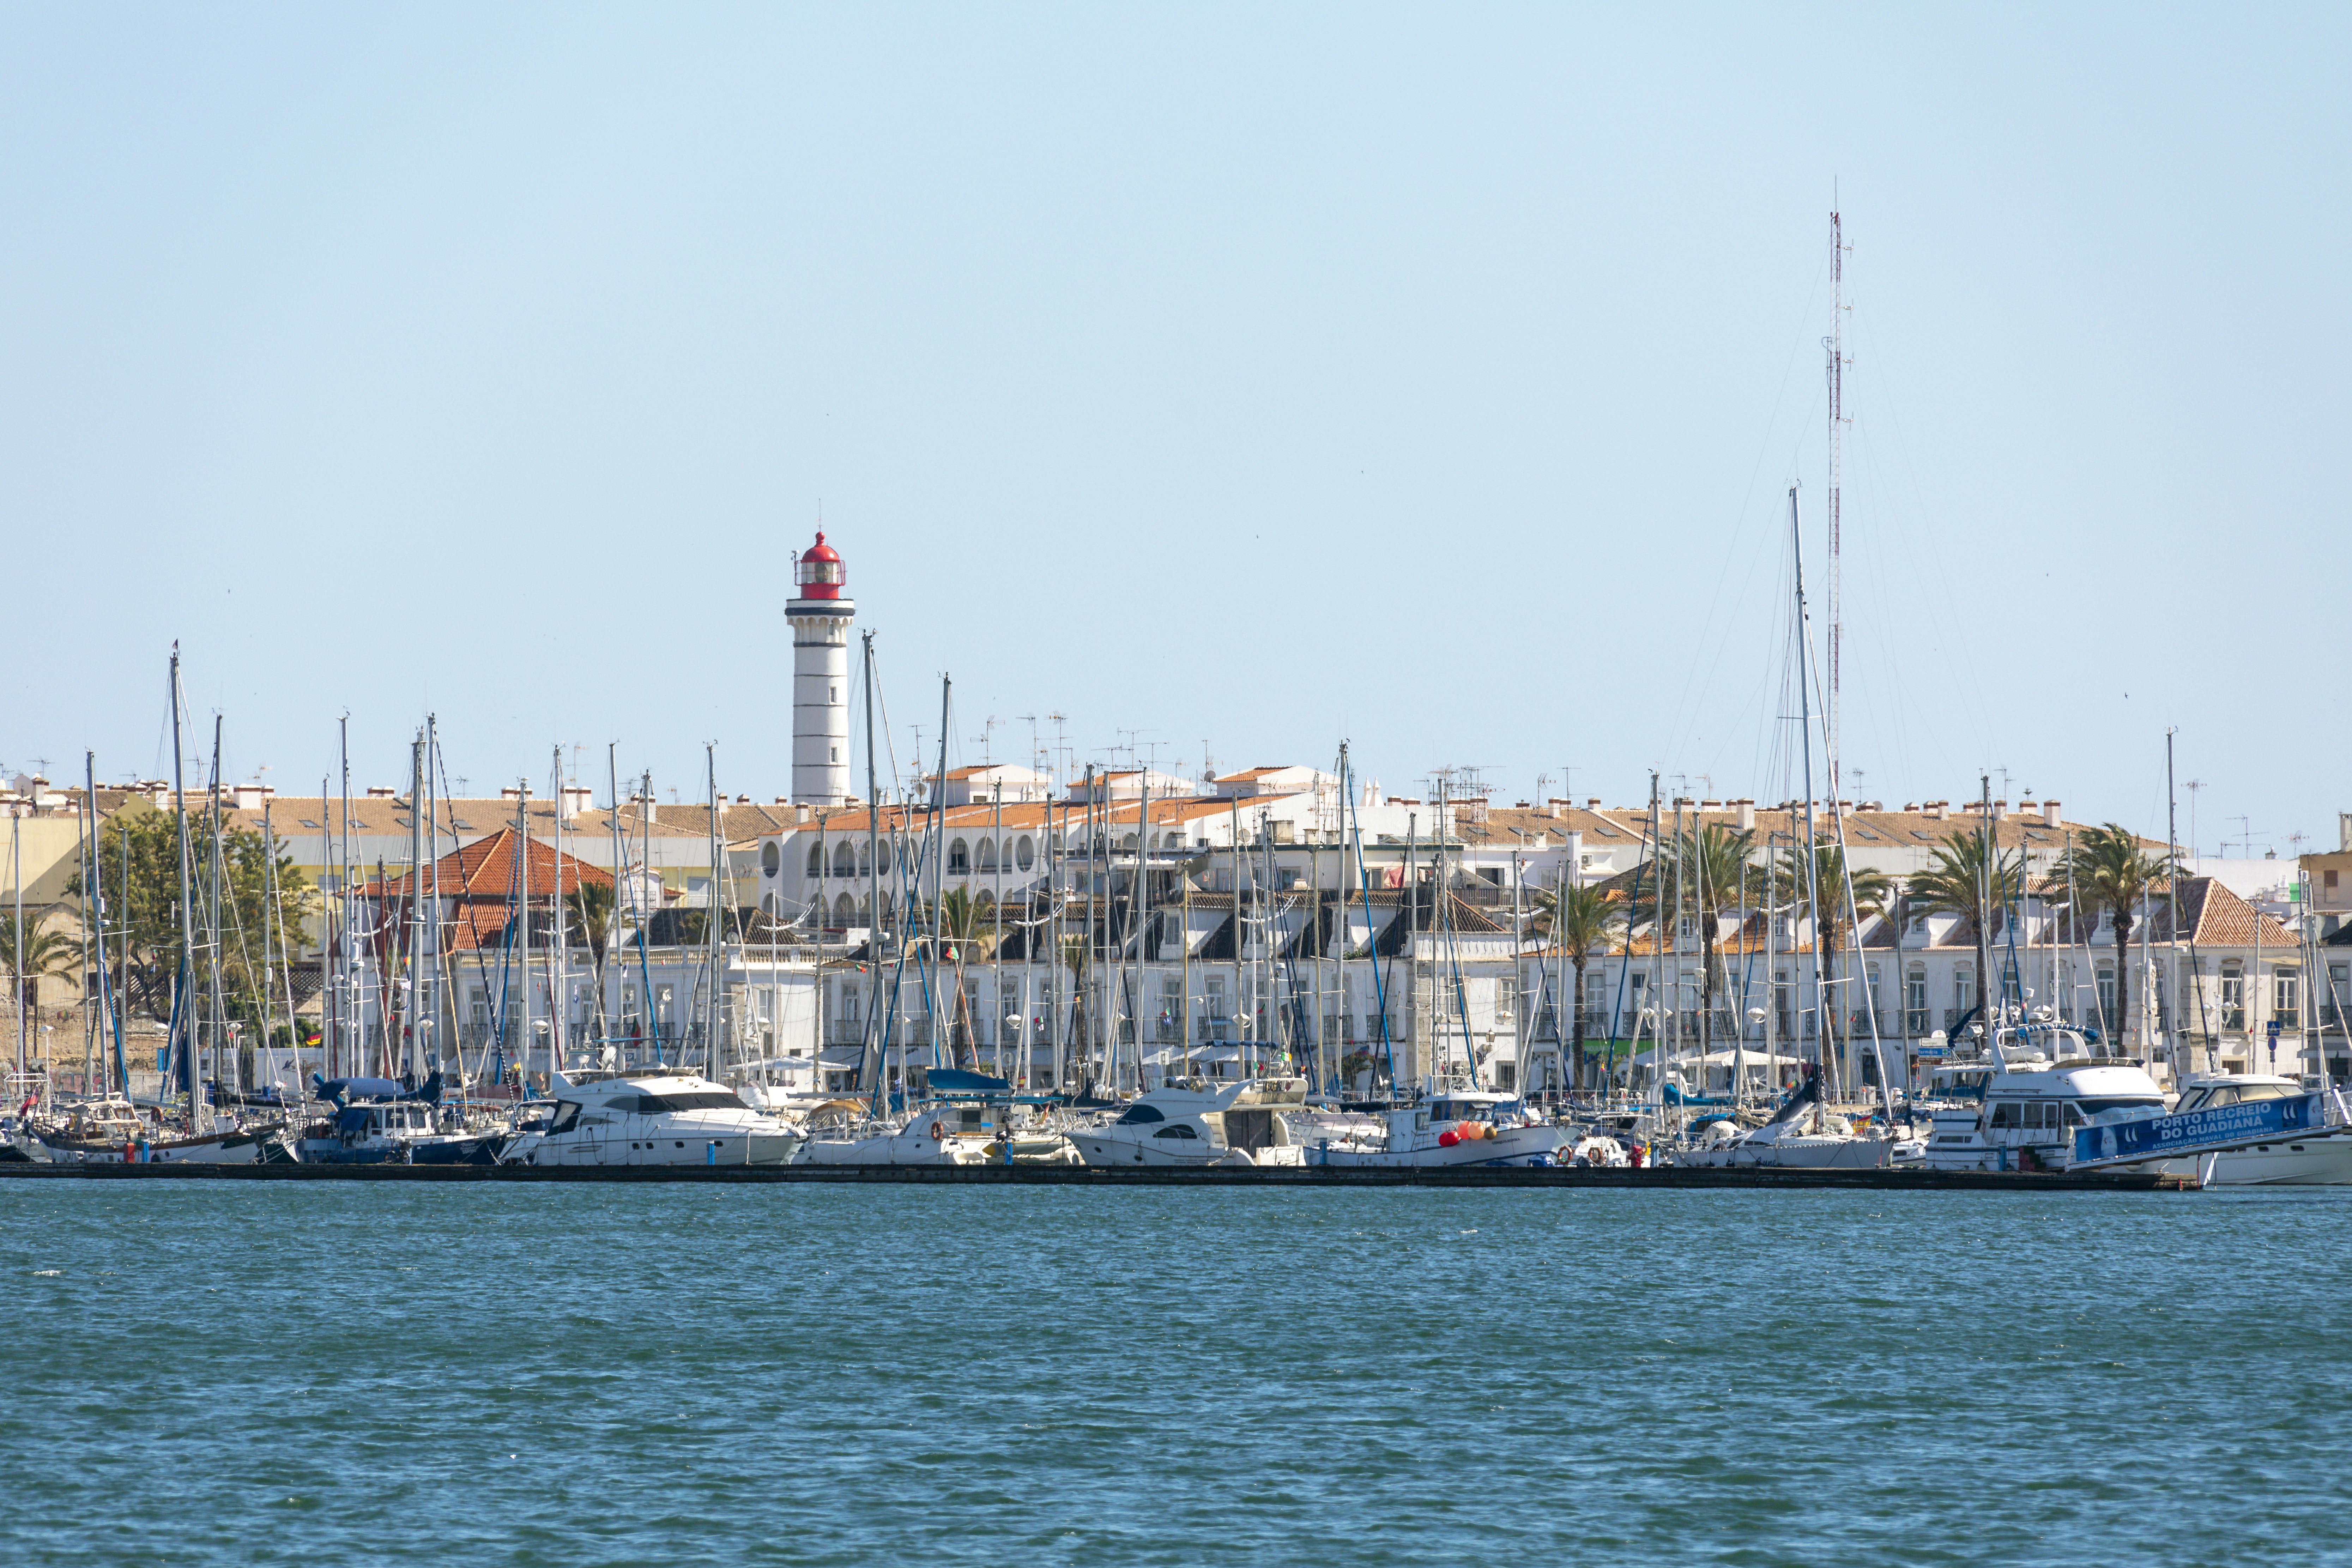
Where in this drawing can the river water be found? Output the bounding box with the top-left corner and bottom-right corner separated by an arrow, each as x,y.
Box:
2,1182 -> 2346,1565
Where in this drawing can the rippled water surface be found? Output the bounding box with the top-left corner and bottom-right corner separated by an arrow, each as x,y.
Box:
3,1181 -> 2348,1565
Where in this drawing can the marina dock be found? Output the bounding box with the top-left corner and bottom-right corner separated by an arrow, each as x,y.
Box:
0,1160 -> 2191,1190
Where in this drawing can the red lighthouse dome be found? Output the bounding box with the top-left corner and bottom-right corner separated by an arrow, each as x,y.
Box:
795,531 -> 845,599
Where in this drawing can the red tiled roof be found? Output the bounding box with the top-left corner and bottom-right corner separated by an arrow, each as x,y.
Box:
363,827 -> 613,902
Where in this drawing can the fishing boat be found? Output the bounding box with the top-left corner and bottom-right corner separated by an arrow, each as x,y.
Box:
503,1071 -> 805,1167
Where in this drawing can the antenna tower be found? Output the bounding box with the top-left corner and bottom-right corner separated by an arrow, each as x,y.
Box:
1825,198 -> 1849,794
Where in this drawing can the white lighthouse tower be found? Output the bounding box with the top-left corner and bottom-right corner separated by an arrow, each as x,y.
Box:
788,530 -> 855,805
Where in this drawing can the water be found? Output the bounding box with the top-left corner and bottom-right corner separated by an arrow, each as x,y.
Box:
3,1182 -> 2348,1565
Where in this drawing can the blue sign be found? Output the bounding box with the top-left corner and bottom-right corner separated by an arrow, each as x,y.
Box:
2072,1092 -> 2325,1168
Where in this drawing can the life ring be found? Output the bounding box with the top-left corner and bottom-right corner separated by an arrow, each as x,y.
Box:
928,1120 -> 944,1140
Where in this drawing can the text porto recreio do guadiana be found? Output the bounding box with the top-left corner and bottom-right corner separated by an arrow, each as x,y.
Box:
2074,1094 -> 2326,1167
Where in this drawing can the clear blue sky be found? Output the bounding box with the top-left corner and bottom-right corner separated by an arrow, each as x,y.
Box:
6,5 -> 2345,855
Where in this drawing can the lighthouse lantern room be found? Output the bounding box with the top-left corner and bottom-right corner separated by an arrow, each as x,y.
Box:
787,531 -> 855,806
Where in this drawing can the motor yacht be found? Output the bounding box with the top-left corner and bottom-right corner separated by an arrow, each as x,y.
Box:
1068,1077 -> 1309,1167
1308,1089 -> 1568,1168
503,1072 -> 806,1167
2142,1075 -> 2352,1185
1921,1024 -> 2167,1172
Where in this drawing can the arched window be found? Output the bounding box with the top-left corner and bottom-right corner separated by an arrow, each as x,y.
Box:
1016,835 -> 1034,870
858,843 -> 871,878
805,842 -> 823,878
761,892 -> 778,916
949,838 -> 970,875
1120,833 -> 1138,852
975,890 -> 994,914
833,893 -> 856,926
833,842 -> 856,878
761,841 -> 780,877
977,836 -> 997,873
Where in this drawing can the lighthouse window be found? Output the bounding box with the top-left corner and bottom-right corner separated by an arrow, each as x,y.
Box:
830,746 -> 839,763
829,685 -> 838,703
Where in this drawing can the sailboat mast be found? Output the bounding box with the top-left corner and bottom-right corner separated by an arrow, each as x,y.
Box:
1789,488 -> 1829,1097
861,632 -> 883,1094
167,650 -> 204,1130
1826,199 -> 1846,799
705,745 -> 721,1081
516,781 -> 533,1091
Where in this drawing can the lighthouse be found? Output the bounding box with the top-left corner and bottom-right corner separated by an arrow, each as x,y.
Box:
788,531 -> 855,806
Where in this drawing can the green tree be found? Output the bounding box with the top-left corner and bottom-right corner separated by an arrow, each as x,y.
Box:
1059,932 -> 1090,1092
1903,829 -> 2025,1023
74,805 -> 313,1027
1530,880 -> 1625,1090
2052,824 -> 2172,1048
935,886 -> 997,1070
564,882 -> 617,1041
1773,841 -> 1891,1081
1631,824 -> 1758,1060
1,914 -> 84,1007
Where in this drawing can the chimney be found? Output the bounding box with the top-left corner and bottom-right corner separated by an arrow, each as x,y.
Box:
1586,797 -> 1602,810
2043,799 -> 2062,828
500,786 -> 524,801
231,784 -> 267,811
559,786 -> 593,822
1924,801 -> 1945,820
367,786 -> 398,799
1699,799 -> 1722,812
1736,800 -> 1756,830
794,804 -> 812,825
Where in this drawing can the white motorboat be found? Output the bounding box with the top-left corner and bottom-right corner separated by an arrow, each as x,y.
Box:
1921,1024 -> 2168,1173
2145,1075 -> 2352,1185
1308,1090 -> 1568,1168
1067,1078 -> 1310,1167
505,1072 -> 806,1167
792,1102 -> 993,1166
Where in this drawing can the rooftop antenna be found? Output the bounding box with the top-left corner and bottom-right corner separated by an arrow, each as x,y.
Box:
1825,190 -> 1850,798
2184,778 -> 2206,859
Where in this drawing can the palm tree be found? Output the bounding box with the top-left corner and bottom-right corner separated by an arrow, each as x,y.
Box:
936,887 -> 997,1070
1,914 -> 84,1011
2052,824 -> 2172,1049
565,882 -> 616,1040
1646,824 -> 1758,1058
1775,841 -> 1891,1081
1903,829 -> 2025,1023
1058,933 -> 1091,1093
1530,881 -> 1625,1090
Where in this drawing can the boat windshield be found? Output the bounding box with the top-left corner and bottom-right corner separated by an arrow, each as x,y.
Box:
1113,1103 -> 1166,1125
2200,1083 -> 2297,1109
636,1090 -> 746,1114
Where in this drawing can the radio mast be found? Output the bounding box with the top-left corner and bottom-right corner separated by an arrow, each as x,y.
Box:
1825,197 -> 1849,797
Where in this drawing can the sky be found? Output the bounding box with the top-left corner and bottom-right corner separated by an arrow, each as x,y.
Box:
4,4 -> 2345,858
